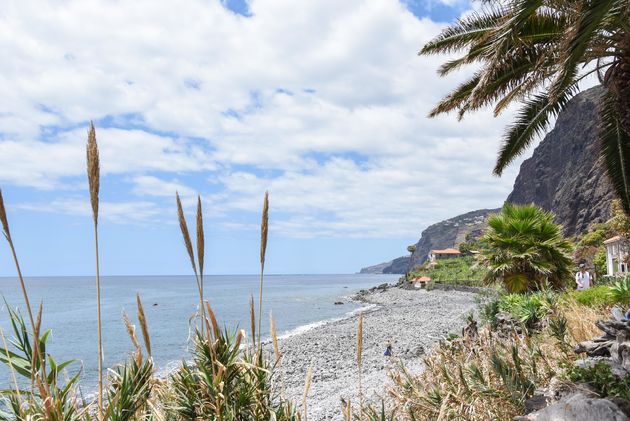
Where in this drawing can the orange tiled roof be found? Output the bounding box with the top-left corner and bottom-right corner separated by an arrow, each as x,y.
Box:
604,235 -> 623,244
431,248 -> 461,254
413,276 -> 432,282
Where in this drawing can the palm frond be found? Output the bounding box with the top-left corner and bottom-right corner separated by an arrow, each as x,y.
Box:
600,88 -> 630,213
494,87 -> 576,175
549,0 -> 616,101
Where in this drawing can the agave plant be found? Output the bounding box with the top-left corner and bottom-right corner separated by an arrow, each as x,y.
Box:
420,0 -> 630,213
0,304 -> 83,421
609,276 -> 630,303
480,204 -> 573,292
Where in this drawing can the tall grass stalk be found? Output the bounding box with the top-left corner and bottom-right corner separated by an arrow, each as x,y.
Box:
0,327 -> 21,404
357,312 -> 364,416
301,366 -> 313,421
0,189 -> 37,343
136,293 -> 152,357
176,192 -> 206,336
86,121 -> 104,416
0,189 -> 50,397
196,195 -> 206,337
250,294 -> 257,345
258,191 -> 269,350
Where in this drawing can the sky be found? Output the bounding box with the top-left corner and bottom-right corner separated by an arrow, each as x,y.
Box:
0,0 -> 526,276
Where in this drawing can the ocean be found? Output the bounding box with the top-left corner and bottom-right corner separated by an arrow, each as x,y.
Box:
0,274 -> 399,390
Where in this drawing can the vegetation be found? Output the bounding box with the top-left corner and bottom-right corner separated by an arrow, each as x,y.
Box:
372,291 -> 607,420
420,0 -> 630,214
570,285 -> 619,307
610,276 -> 630,303
480,203 -> 573,293
568,361 -> 630,400
411,256 -> 487,286
0,125 -> 300,421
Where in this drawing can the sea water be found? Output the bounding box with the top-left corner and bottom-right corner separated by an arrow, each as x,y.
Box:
0,274 -> 398,390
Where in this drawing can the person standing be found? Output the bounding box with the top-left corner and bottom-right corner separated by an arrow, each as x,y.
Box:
575,264 -> 591,290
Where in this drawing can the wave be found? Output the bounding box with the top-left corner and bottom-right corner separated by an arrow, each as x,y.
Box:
276,302 -> 379,340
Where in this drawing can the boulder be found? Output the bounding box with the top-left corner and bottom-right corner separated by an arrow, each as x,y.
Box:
576,319 -> 630,373
514,393 -> 630,421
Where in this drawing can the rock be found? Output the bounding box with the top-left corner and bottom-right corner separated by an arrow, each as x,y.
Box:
545,377 -> 599,402
574,341 -> 614,357
576,319 -> 630,373
409,345 -> 425,357
524,390 -> 548,414
609,398 -> 630,419
515,393 -> 630,421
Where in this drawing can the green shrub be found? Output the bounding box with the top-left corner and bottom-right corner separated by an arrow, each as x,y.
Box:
571,285 -> 616,307
610,277 -> 630,304
497,291 -> 558,329
568,361 -> 630,399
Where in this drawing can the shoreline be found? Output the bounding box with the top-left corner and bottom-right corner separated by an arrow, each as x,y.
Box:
267,284 -> 478,421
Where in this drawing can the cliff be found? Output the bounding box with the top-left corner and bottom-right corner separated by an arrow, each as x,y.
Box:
506,85 -> 615,236
359,258 -> 407,274
361,209 -> 498,274
360,86 -> 616,274
406,208 -> 499,269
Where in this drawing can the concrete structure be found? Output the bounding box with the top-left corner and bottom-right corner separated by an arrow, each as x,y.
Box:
428,248 -> 461,263
604,235 -> 628,276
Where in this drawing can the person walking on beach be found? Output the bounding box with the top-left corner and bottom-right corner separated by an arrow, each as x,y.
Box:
575,264 -> 591,290
384,341 -> 393,357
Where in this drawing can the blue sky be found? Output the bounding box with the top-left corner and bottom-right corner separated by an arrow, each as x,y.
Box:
0,0 -> 523,276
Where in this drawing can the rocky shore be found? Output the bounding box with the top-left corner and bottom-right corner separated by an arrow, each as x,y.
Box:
267,285 -> 478,420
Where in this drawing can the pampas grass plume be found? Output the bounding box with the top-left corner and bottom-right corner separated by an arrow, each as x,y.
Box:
86,122 -> 100,224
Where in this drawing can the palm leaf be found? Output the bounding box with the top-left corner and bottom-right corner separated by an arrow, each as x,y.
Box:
549,0 -> 615,101
494,87 -> 576,175
600,89 -> 630,213
420,8 -> 506,55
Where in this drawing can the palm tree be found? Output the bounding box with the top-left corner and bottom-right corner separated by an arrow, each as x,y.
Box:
480,203 -> 573,292
419,0 -> 630,213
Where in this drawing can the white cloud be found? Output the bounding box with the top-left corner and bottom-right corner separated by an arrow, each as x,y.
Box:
15,199 -> 165,224
0,0 -> 526,238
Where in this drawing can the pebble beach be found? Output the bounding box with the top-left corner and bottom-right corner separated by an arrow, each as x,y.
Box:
269,285 -> 478,420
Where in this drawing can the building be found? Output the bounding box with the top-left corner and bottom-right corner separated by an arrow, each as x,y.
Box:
604,235 -> 628,276
428,248 -> 461,263
411,276 -> 432,289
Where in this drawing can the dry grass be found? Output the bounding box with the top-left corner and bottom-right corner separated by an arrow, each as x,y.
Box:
301,366 -> 313,421
357,311 -> 364,415
86,122 -> 100,223
258,191 -> 269,350
86,121 -> 104,415
560,297 -> 606,344
270,311 -> 280,362
136,293 -> 152,357
377,298 -> 610,421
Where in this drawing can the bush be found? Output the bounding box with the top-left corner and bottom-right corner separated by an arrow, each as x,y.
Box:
571,285 -> 617,307
568,361 -> 630,399
480,204 -> 573,293
497,291 -> 558,329
610,276 -> 630,304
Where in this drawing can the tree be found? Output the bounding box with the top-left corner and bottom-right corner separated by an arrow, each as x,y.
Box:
405,244 -> 417,283
609,199 -> 630,237
480,203 -> 573,292
419,0 -> 630,213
